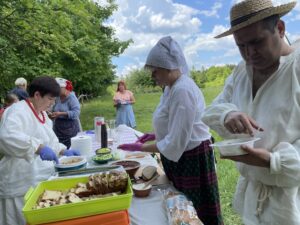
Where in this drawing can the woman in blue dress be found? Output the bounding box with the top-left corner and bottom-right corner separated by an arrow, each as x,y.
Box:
113,81 -> 136,128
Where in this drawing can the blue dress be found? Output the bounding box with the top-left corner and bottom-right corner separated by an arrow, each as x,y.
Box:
116,103 -> 136,128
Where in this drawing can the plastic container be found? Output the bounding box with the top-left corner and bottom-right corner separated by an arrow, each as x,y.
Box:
210,137 -> 260,156
94,117 -> 104,143
23,176 -> 133,225
34,210 -> 130,225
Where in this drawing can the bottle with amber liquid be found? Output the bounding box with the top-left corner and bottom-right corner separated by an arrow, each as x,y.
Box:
101,123 -> 108,148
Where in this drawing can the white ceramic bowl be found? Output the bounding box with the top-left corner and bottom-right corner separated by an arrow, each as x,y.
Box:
210,137 -> 260,156
132,183 -> 152,198
55,156 -> 87,171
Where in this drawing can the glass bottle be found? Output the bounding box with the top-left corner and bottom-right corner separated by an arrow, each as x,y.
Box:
101,123 -> 108,148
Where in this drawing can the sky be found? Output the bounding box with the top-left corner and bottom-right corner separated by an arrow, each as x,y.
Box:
102,0 -> 300,77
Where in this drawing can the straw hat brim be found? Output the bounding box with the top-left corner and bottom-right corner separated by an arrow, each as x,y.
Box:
215,1 -> 297,39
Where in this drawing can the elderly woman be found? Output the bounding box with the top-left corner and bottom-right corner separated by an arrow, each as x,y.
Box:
10,77 -> 29,101
51,78 -> 81,148
113,80 -> 136,128
0,76 -> 79,225
118,36 -> 223,225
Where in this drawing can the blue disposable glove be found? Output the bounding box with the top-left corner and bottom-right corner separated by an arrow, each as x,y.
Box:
85,130 -> 95,134
62,149 -> 81,156
39,146 -> 59,164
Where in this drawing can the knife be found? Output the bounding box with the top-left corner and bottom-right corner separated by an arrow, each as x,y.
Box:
57,165 -> 121,177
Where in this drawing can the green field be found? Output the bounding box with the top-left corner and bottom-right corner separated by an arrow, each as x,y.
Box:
80,86 -> 242,225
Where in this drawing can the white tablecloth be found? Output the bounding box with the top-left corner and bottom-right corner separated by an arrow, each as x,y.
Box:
64,125 -> 171,225
129,188 -> 169,225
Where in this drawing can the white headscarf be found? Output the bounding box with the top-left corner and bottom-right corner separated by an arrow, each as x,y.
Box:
55,77 -> 67,88
145,36 -> 189,76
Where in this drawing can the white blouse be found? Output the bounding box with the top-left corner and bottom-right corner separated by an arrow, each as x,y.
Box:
202,48 -> 300,225
153,75 -> 211,162
0,101 -> 66,197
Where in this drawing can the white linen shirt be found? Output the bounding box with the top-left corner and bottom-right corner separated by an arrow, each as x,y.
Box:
0,100 -> 66,197
153,75 -> 211,162
202,48 -> 300,225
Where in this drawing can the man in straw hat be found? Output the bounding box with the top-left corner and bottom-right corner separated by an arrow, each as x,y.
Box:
202,0 -> 300,224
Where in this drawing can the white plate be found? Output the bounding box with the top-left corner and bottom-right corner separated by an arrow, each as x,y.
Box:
210,137 -> 260,156
55,156 -> 87,169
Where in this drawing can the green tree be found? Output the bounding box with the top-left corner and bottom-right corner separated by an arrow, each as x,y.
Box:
0,0 -> 131,98
191,66 -> 207,88
125,68 -> 159,93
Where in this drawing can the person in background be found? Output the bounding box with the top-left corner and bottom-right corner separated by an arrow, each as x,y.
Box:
113,80 -> 136,128
0,76 -> 80,225
51,78 -> 81,148
10,77 -> 29,101
202,0 -> 300,224
118,36 -> 223,225
0,93 -> 19,120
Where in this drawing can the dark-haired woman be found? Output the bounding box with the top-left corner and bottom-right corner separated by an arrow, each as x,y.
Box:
0,76 -> 78,225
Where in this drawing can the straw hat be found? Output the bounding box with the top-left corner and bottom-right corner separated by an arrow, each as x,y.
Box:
215,0 -> 297,38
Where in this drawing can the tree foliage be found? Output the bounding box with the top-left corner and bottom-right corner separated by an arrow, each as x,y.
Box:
125,68 -> 160,93
191,65 -> 235,88
125,65 -> 235,92
0,0 -> 131,97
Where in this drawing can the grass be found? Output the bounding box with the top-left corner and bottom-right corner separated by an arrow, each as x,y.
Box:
80,86 -> 242,225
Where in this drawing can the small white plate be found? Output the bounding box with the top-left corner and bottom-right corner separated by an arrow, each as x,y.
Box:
55,156 -> 87,171
210,137 -> 260,156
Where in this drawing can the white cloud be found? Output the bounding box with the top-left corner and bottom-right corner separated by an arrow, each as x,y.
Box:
198,2 -> 222,18
119,64 -> 141,78
286,31 -> 300,43
107,0 -> 207,75
107,0 -> 298,77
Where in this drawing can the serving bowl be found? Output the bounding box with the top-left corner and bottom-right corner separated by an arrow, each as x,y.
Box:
92,153 -> 113,164
111,160 -> 141,178
210,137 -> 260,156
132,183 -> 152,198
55,156 -> 87,172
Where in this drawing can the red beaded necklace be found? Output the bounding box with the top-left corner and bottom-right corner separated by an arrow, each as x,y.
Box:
25,99 -> 46,124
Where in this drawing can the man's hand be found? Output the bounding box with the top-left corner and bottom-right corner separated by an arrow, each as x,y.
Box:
222,145 -> 270,167
224,111 -> 263,136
